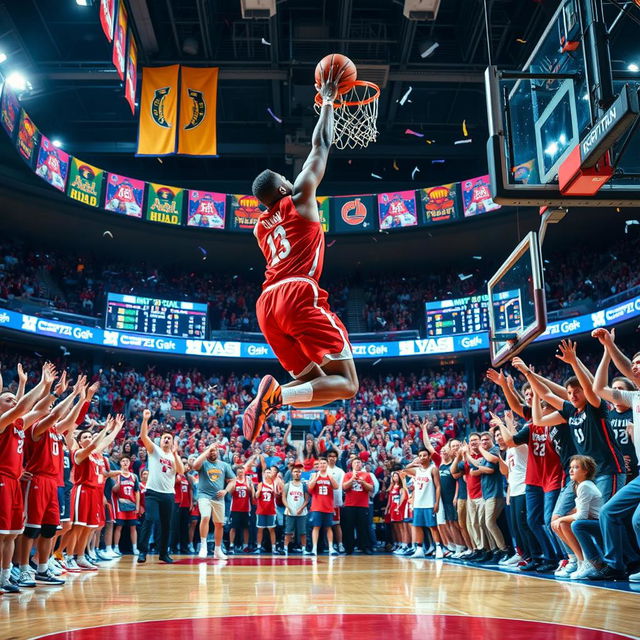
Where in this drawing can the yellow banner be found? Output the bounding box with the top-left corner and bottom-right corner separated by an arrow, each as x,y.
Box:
178,66 -> 218,156
136,65 -> 179,157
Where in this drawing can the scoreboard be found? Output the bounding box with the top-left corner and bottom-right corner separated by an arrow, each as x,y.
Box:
105,293 -> 208,338
425,290 -> 520,337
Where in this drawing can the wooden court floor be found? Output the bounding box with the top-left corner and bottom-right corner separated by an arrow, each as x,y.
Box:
3,555 -> 640,640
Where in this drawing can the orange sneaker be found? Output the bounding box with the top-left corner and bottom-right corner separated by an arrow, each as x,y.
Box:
242,375 -> 282,442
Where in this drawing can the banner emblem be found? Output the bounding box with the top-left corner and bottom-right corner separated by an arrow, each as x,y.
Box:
151,88 -> 172,128
184,89 -> 206,130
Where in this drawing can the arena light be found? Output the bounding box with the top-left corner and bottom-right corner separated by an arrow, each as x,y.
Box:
628,63 -> 639,72
6,71 -> 30,91
75,0 -> 93,6
52,139 -> 62,148
0,53 -> 7,64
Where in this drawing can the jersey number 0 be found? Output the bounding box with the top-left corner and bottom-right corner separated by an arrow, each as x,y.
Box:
266,225 -> 291,266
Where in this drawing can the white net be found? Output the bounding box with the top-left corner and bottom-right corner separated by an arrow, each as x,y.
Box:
314,81 -> 379,150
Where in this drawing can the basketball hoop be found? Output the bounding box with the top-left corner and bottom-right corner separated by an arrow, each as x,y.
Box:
314,80 -> 380,150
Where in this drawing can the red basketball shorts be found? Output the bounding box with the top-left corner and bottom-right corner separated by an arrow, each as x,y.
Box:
70,485 -> 103,528
23,474 -> 60,528
0,475 -> 24,534
257,277 -> 352,377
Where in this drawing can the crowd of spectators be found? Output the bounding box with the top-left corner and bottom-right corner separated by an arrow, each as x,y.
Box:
2,237 -> 640,335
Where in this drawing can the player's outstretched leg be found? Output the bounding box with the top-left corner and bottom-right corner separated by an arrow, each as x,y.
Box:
242,359 -> 358,442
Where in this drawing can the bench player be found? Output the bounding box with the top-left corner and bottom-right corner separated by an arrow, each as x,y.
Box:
243,68 -> 358,441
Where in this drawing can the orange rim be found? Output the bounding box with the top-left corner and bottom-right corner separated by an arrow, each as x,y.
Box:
314,80 -> 381,108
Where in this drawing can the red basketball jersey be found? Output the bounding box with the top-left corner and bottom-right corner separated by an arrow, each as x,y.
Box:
524,423 -> 563,491
73,450 -> 104,487
310,475 -> 334,513
116,472 -> 138,501
255,195 -> 325,288
231,480 -> 251,513
0,419 -> 25,479
25,427 -> 64,478
257,481 -> 277,516
390,485 -> 403,518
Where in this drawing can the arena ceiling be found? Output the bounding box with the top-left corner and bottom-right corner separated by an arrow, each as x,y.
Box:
0,0 -> 563,193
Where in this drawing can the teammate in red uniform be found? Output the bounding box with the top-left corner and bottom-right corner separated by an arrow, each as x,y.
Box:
0,362 -> 57,593
307,457 -> 338,556
243,71 -> 358,442
228,466 -> 254,554
255,468 -> 280,553
113,456 -> 141,555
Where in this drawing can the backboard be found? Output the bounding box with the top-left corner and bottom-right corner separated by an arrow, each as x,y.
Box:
487,231 -> 546,367
486,0 -> 640,206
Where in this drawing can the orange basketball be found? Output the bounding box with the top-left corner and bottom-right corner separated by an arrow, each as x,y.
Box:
314,53 -> 357,95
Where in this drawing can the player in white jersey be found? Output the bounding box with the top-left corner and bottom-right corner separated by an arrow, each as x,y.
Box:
401,449 -> 443,558
283,464 -> 309,554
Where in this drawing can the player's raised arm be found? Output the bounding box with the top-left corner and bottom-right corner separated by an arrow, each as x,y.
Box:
291,71 -> 342,214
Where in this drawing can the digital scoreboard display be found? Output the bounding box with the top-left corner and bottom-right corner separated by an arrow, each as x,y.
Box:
425,291 -> 520,338
105,293 -> 208,339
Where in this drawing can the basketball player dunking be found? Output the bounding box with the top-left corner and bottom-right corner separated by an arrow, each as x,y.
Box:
243,68 -> 358,441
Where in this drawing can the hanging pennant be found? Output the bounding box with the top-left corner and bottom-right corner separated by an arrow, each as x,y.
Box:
178,66 -> 218,156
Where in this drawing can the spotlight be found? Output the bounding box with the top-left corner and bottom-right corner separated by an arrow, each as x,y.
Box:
628,63 -> 639,72
76,0 -> 93,6
0,53 -> 7,64
52,139 -> 62,148
6,71 -> 30,91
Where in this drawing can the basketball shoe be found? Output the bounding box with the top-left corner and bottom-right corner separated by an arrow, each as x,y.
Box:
242,375 -> 282,441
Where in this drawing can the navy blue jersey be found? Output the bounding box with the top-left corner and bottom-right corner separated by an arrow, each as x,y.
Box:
560,400 -> 624,476
608,407 -> 638,477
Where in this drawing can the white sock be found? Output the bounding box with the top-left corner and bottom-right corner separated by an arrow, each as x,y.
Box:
312,546 -> 317,554
20,564 -> 29,573
3,568 -> 10,583
38,563 -> 48,574
281,383 -> 313,405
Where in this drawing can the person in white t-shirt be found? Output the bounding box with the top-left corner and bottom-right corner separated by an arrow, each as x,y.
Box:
137,410 -> 185,564
552,455 -> 603,580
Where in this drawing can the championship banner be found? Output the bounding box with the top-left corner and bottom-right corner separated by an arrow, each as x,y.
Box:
331,195 -> 377,234
112,0 -> 127,81
104,172 -> 145,218
419,183 -> 460,225
145,182 -> 184,225
1,83 -> 20,138
228,194 -> 262,231
137,65 -> 179,156
16,109 -> 39,167
378,190 -> 418,230
35,136 -> 69,192
317,196 -> 330,232
187,190 -> 225,229
177,66 -> 218,156
67,158 -> 105,208
99,0 -> 116,42
125,31 -> 138,114
461,175 -> 502,217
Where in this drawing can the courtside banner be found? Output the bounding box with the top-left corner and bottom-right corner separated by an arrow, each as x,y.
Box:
228,194 -> 262,231
104,172 -> 145,218
461,175 -> 502,217
378,190 -> 418,230
112,0 -> 127,81
137,65 -> 179,156
35,136 -> 69,192
331,194 -> 377,234
317,196 -> 330,232
419,183 -> 460,225
178,66 -> 218,156
145,182 -> 184,226
16,109 -> 39,167
67,158 -> 105,208
125,31 -> 138,114
187,190 -> 225,229
0,83 -> 20,138
99,0 -> 116,42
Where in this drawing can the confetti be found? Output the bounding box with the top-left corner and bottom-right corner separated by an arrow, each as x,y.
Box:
371,173 -> 383,179
432,159 -> 445,164
59,346 -> 70,356
625,220 -> 639,233
157,158 -> 163,164
267,108 -> 282,123
458,273 -> 473,281
393,160 -> 399,171
405,128 -> 424,138
372,359 -> 382,366
462,119 -> 468,137
516,38 -> 527,44
198,246 -> 208,260
616,207 -> 621,212
327,240 -> 336,248
473,256 -> 482,260
34,352 -> 43,357
261,37 -> 271,46
103,230 -> 113,239
399,86 -> 413,106
348,159 -> 352,165
454,139 -> 472,145
411,166 -> 420,180
425,139 -> 435,144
